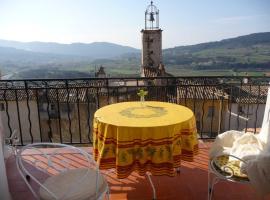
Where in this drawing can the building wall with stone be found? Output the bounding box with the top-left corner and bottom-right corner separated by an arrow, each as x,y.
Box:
40,103 -> 97,144
177,99 -> 228,135
141,29 -> 162,75
225,103 -> 265,132
0,101 -> 41,143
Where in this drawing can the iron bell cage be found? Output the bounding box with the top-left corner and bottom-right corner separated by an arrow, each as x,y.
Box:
145,1 -> 159,30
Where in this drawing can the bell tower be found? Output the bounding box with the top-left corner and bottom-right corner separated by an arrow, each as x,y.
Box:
141,1 -> 163,77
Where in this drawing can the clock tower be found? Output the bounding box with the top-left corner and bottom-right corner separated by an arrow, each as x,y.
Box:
141,1 -> 163,77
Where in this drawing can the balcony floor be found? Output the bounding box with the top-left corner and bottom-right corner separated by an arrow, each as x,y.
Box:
6,141 -> 270,200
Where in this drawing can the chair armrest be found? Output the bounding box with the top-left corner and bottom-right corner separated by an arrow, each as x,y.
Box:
5,130 -> 19,146
210,154 -> 249,180
212,154 -> 247,164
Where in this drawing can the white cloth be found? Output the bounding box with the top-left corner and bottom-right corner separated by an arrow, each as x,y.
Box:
244,153 -> 270,196
257,88 -> 270,149
209,130 -> 243,159
230,133 -> 264,162
210,130 -> 264,162
257,120 -> 270,150
242,88 -> 270,196
209,87 -> 270,196
209,130 -> 270,196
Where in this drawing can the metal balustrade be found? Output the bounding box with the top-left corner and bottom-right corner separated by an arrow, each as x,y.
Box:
0,76 -> 269,145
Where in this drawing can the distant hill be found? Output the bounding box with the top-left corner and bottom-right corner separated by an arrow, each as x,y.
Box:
0,41 -> 139,76
0,46 -> 68,59
0,40 -> 139,58
166,32 -> 270,53
0,46 -> 94,74
0,32 -> 269,78
163,32 -> 270,70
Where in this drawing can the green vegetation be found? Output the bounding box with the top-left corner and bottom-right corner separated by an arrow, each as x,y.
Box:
0,32 -> 269,78
12,68 -> 93,79
163,32 -> 270,73
165,67 -> 267,77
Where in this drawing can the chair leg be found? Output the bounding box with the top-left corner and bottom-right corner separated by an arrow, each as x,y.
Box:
208,170 -> 212,200
208,174 -> 220,200
146,172 -> 157,200
106,187 -> 110,200
208,167 -> 221,200
26,174 -> 31,181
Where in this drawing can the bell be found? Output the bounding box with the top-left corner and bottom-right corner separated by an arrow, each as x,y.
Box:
150,12 -> 155,21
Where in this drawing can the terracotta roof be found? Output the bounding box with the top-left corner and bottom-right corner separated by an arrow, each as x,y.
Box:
175,79 -> 228,100
1,79 -> 268,104
142,67 -> 172,77
0,89 -> 36,101
38,89 -> 87,103
0,80 -> 107,102
225,85 -> 268,104
176,85 -> 227,100
0,88 -> 87,103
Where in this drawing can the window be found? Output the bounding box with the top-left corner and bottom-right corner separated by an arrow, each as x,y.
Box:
207,106 -> 215,118
0,103 -> 5,111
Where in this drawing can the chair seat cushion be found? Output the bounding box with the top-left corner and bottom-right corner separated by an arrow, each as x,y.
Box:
39,168 -> 107,200
212,155 -> 249,182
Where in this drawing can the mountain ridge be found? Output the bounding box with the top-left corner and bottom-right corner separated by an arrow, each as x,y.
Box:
1,32 -> 270,57
0,40 -> 139,58
165,32 -> 270,53
162,32 -> 270,71
0,32 -> 269,78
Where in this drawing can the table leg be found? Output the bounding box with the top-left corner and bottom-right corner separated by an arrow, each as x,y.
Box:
146,172 -> 157,200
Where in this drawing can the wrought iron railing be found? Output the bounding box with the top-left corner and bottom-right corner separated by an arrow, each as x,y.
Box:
0,76 -> 269,145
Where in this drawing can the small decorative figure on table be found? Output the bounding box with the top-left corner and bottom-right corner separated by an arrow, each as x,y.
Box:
137,89 -> 148,107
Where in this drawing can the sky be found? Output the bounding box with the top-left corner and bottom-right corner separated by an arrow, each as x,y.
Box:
0,0 -> 269,49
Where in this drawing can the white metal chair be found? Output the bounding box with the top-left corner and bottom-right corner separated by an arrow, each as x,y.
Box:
208,87 -> 270,200
14,142 -> 109,200
208,154 -> 250,200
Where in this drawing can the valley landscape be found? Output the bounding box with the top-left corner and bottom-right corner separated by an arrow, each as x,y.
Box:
1,1 -> 270,200
0,32 -> 270,79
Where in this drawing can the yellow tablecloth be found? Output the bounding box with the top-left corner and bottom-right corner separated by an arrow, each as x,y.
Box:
93,101 -> 198,178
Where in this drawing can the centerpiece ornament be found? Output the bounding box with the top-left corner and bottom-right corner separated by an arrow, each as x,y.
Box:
137,89 -> 148,106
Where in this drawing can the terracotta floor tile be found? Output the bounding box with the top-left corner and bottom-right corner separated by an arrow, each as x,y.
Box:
11,191 -> 35,200
6,142 -> 270,200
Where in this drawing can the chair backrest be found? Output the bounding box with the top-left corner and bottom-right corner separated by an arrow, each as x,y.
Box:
258,87 -> 270,149
16,143 -> 106,199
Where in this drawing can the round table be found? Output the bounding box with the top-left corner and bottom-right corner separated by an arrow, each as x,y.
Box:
93,101 -> 198,179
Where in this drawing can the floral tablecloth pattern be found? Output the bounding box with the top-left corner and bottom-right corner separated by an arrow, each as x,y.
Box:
93,101 -> 198,179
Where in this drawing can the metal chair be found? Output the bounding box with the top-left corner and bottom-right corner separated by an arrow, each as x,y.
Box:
208,154 -> 250,200
208,87 -> 270,200
15,142 -> 109,200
